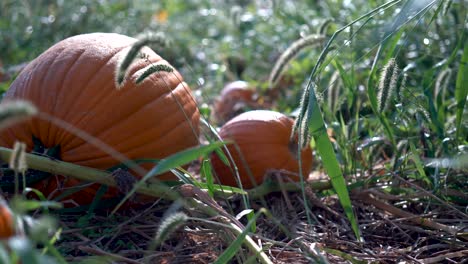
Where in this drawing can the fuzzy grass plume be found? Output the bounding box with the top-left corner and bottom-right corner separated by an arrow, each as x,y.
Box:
268,34 -> 325,88
395,72 -> 407,103
327,71 -> 343,113
292,87 -> 312,149
377,58 -> 399,113
135,64 -> 174,84
434,68 -> 452,100
318,18 -> 334,35
115,32 -> 168,88
0,100 -> 37,131
9,141 -> 27,174
152,212 -> 188,248
9,141 -> 27,194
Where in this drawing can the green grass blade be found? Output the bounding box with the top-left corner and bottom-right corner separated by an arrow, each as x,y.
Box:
409,142 -> 431,185
201,159 -> 215,197
331,60 -> 352,89
213,209 -> 263,264
305,86 -> 361,241
11,197 -> 62,213
146,141 -> 226,178
197,182 -> 247,195
169,168 -> 197,185
112,141 -> 226,214
455,40 -> 467,141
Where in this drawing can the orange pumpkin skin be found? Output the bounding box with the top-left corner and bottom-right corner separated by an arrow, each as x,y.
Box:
214,81 -> 258,123
0,201 -> 14,239
211,110 -> 313,188
0,33 -> 200,204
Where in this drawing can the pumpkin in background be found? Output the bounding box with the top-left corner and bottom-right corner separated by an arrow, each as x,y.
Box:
213,81 -> 260,124
0,33 -> 200,205
211,110 -> 313,188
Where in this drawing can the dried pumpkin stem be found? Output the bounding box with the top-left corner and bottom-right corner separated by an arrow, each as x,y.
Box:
0,147 -> 274,264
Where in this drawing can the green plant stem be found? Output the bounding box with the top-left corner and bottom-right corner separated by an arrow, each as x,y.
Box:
246,179 -> 331,200
0,147 -> 273,264
0,147 -> 181,200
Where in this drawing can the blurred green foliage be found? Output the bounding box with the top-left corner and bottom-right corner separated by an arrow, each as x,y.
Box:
0,0 -> 158,65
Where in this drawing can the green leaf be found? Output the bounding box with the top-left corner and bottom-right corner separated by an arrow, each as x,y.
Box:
305,86 -> 361,241
455,39 -> 468,141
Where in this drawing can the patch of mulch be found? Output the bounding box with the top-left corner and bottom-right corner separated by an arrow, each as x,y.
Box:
55,174 -> 467,263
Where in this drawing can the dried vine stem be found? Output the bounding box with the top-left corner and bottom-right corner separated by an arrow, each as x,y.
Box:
355,191 -> 459,235
0,147 -> 273,264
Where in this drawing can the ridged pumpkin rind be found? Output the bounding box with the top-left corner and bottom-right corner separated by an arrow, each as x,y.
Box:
211,110 -> 313,188
214,81 -> 257,123
0,33 -> 200,203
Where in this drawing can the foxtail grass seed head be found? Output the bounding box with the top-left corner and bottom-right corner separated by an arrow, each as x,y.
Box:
269,34 -> 325,87
417,105 -> 432,124
115,32 -> 168,88
0,100 -> 37,131
9,141 -> 27,174
314,86 -> 324,104
135,64 -> 174,84
442,0 -> 453,16
377,58 -> 399,113
318,18 -> 334,35
434,68 -> 452,100
154,212 -> 188,247
396,73 -> 407,103
327,71 -> 343,113
299,116 -> 312,149
292,86 -> 311,146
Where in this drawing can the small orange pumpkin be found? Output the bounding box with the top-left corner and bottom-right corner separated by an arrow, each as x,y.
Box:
211,110 -> 313,188
0,199 -> 15,239
0,33 -> 200,204
213,81 -> 259,123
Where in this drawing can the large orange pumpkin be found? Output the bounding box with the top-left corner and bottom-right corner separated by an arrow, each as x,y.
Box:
0,33 -> 200,204
211,110 -> 313,188
213,81 -> 259,123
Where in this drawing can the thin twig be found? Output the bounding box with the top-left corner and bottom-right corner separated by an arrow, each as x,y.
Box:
355,191 -> 458,235
393,174 -> 468,219
78,245 -> 141,264
417,249 -> 468,264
